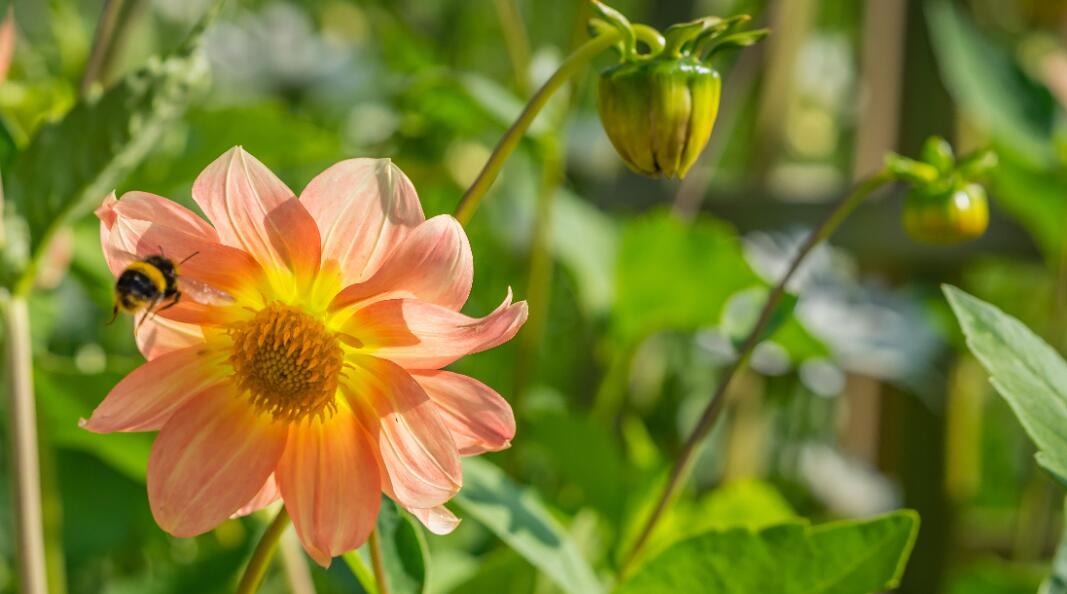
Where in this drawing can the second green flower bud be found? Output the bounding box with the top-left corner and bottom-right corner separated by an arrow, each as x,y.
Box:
598,57 -> 721,178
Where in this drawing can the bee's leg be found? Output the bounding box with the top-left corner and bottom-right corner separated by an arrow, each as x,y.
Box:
106,304 -> 119,325
136,298 -> 161,330
155,292 -> 182,315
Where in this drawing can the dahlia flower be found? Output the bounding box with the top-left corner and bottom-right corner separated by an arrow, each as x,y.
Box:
84,147 -> 526,565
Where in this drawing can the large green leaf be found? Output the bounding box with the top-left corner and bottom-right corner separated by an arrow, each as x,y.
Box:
614,210 -> 761,342
4,7 -> 213,274
617,511 -> 919,594
374,498 -> 428,594
943,285 -> 1067,483
452,457 -> 603,594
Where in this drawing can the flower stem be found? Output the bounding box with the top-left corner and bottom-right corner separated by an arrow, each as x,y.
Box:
453,29 -> 622,225
342,550 -> 379,594
617,172 -> 893,577
369,528 -> 391,594
3,296 -> 48,594
235,507 -> 290,594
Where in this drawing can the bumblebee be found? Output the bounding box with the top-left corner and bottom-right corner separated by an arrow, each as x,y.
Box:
110,253 -> 195,326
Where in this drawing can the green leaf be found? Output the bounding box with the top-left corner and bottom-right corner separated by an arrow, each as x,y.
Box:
452,458 -> 603,594
34,367 -> 151,482
617,511 -> 920,594
370,498 -> 429,594
614,210 -> 760,343
943,285 -> 1067,482
4,9 -> 213,278
622,480 -> 799,565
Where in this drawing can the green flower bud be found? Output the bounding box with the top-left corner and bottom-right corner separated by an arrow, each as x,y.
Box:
889,136 -> 995,245
597,57 -> 721,178
903,182 -> 989,244
588,5 -> 767,179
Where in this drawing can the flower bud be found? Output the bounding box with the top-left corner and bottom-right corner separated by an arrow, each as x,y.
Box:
903,182 -> 989,244
587,5 -> 767,179
889,136 -> 995,245
597,57 -> 721,178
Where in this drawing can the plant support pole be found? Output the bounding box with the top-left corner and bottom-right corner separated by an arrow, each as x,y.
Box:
5,296 -> 48,594
618,172 -> 892,575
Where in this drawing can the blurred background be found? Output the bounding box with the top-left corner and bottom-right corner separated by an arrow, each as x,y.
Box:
2,0 -> 1067,592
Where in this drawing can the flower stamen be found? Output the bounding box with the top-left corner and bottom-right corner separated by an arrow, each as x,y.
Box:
228,302 -> 343,421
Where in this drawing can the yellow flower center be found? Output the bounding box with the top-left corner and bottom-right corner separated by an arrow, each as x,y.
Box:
227,302 -> 343,421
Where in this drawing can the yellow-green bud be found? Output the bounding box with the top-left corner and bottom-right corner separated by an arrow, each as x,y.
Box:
597,57 -> 722,178
903,182 -> 989,244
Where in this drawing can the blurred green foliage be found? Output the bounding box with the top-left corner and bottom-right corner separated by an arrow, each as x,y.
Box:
3,0 -> 1067,593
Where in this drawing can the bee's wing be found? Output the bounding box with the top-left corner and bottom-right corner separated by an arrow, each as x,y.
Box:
178,276 -> 235,307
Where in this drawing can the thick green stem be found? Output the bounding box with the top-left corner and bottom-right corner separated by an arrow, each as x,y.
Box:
4,296 -> 47,594
617,173 -> 893,577
369,528 -> 390,594
235,508 -> 290,594
453,30 -> 621,224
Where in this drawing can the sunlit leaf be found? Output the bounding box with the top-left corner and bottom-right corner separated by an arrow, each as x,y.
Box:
453,457 -> 603,594
614,210 -> 760,342
944,285 -> 1067,484
617,511 -> 919,594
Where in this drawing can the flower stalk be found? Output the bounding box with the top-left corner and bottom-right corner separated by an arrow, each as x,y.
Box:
454,28 -> 623,224
369,528 -> 391,594
3,295 -> 48,594
617,171 -> 893,576
235,508 -> 291,594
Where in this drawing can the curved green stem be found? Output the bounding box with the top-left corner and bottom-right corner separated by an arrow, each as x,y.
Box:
617,172 -> 893,578
235,508 -> 290,594
453,29 -> 622,225
369,528 -> 390,594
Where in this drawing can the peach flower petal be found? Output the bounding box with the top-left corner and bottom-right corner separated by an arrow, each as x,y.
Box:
135,316 -> 205,361
300,159 -> 424,284
330,215 -> 473,312
148,385 -> 288,538
232,475 -> 280,518
81,346 -> 223,433
192,147 -> 321,279
411,371 -> 515,455
345,355 -> 462,509
341,292 -> 528,369
98,192 -> 265,299
277,410 -> 381,567
408,505 -> 461,535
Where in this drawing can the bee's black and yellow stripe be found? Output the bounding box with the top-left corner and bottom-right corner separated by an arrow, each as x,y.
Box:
114,260 -> 168,313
